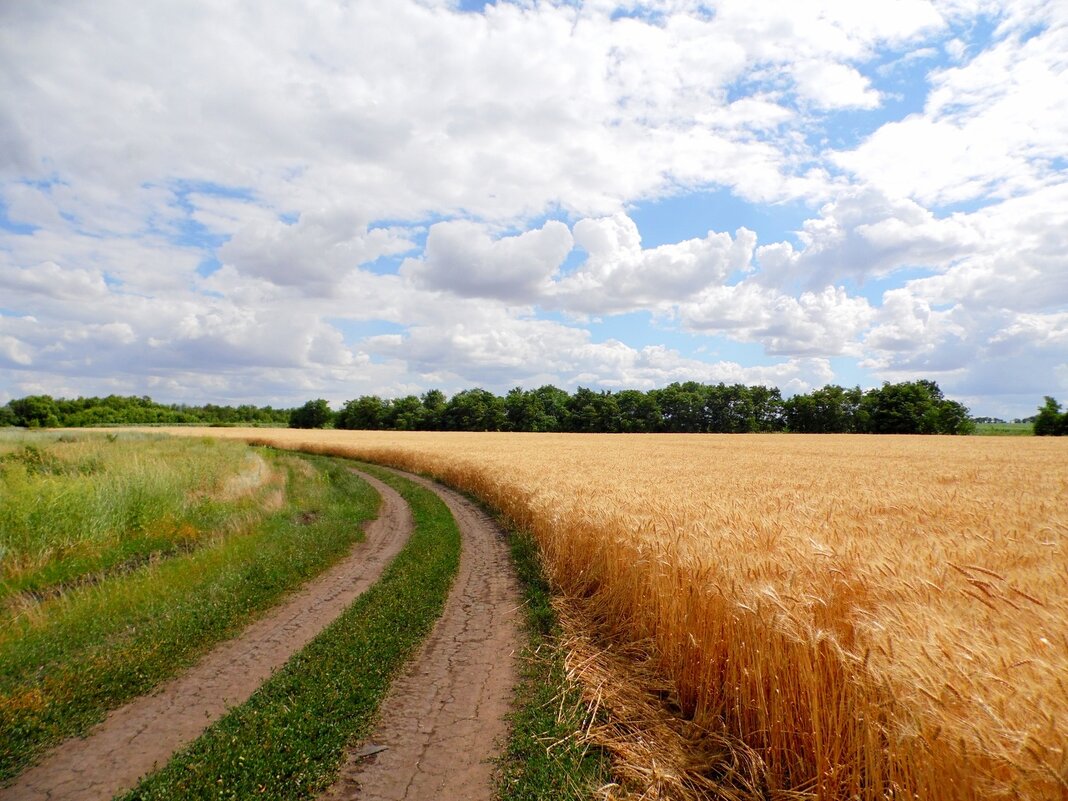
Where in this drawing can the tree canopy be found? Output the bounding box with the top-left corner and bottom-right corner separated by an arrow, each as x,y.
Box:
0,394 -> 291,428
324,380 -> 976,434
1033,396 -> 1068,436
0,380 -> 990,435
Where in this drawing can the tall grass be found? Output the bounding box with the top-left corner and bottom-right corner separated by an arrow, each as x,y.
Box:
0,432 -> 275,600
179,428 -> 1068,801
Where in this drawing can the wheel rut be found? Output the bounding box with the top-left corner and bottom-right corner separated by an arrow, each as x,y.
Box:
1,471 -> 412,801
320,468 -> 522,801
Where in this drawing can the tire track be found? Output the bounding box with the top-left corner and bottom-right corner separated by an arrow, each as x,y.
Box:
321,468 -> 522,801
1,471 -> 412,801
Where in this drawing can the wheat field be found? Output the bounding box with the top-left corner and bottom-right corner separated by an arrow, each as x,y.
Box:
163,429 -> 1067,799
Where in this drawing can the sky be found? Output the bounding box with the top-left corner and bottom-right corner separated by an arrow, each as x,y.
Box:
1,0 -> 1066,419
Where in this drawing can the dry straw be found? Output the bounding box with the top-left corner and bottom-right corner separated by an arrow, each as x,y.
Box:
180,429 -> 1067,800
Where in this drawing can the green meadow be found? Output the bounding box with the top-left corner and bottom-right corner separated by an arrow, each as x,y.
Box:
0,432 -> 378,781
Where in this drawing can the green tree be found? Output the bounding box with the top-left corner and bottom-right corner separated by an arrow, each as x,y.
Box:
384,395 -> 425,430
419,389 -> 447,430
289,399 -> 333,429
442,389 -> 506,431
336,396 -> 387,430
615,389 -> 661,433
935,398 -> 975,435
531,385 -> 571,431
1033,396 -> 1066,436
785,385 -> 862,433
567,388 -> 620,433
504,387 -> 539,432
859,380 -> 972,435
8,395 -> 61,428
749,385 -> 785,432
654,382 -> 705,432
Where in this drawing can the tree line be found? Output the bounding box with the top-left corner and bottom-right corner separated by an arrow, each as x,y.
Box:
0,394 -> 291,429
291,379 -> 977,434
5,384 -> 1059,436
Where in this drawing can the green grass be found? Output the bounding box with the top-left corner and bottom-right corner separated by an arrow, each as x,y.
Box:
973,422 -> 1033,436
0,432 -> 272,600
496,526 -> 612,801
0,449 -> 378,783
120,463 -> 460,801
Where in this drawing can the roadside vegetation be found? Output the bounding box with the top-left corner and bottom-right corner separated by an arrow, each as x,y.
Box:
0,434 -> 377,782
497,527 -> 612,801
1,432 -> 274,601
121,462 -> 460,801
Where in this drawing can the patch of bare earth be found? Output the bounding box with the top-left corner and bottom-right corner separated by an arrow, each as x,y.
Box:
320,469 -> 522,801
1,471 -> 411,801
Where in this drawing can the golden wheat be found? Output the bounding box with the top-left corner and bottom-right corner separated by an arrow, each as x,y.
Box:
159,429 -> 1068,800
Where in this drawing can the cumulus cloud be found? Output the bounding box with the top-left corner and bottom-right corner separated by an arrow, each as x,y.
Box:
791,61 -> 881,109
550,214 -> 757,314
681,283 -> 875,356
756,187 -> 981,287
367,303 -> 834,392
219,211 -> 416,293
0,261 -> 109,301
0,336 -> 33,368
401,220 -> 572,302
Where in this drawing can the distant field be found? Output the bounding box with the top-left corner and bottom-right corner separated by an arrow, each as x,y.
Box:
162,428 -> 1068,801
973,421 -> 1034,435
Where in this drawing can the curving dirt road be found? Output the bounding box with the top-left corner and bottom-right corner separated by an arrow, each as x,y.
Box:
320,469 -> 522,801
2,471 -> 413,801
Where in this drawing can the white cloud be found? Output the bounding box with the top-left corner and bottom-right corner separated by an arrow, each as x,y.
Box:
550,214 -> 756,314
758,187 -> 981,286
0,335 -> 33,368
681,283 -> 875,356
219,211 -> 416,293
834,4 -> 1068,205
791,61 -> 880,109
367,302 -> 834,392
401,220 -> 572,302
0,261 -> 110,301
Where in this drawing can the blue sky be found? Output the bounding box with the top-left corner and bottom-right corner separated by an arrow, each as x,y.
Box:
1,0 -> 1066,418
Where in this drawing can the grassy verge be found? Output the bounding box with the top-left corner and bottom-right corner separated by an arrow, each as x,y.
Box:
0,432 -> 275,602
0,451 -> 377,783
496,526 -> 612,801
120,463 -> 460,801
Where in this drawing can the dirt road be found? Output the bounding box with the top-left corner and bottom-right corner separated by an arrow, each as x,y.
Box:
320,469 -> 522,801
2,471 -> 412,801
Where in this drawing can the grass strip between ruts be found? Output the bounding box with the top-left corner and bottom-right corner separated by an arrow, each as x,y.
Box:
119,463 -> 460,801
496,525 -> 613,800
0,452 -> 377,783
